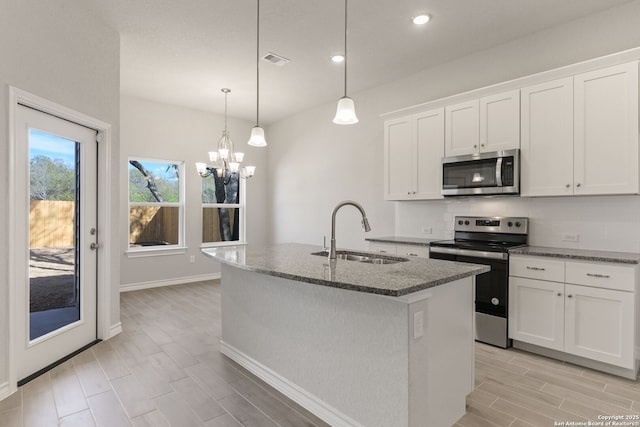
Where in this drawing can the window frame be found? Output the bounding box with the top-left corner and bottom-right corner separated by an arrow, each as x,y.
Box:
201,172 -> 247,248
126,157 -> 186,257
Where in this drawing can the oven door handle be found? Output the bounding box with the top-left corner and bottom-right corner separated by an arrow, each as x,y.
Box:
430,246 -> 508,260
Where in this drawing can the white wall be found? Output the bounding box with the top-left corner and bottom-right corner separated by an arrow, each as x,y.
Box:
120,96 -> 268,289
266,0 -> 640,253
0,0 -> 120,395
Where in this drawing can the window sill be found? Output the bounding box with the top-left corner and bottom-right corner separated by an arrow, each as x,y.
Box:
200,241 -> 247,249
125,246 -> 187,258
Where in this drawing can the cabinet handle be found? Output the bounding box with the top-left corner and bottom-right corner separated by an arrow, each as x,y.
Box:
576,183 -> 581,188
378,250 -> 388,253
566,184 -> 571,188
526,266 -> 546,271
407,253 -> 419,257
557,293 -> 562,296
474,145 -> 478,148
586,273 -> 610,279
567,295 -> 573,298
480,144 -> 485,147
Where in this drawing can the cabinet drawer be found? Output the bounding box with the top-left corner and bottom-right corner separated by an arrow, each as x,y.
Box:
397,244 -> 429,259
510,256 -> 564,282
368,242 -> 397,255
565,261 -> 636,292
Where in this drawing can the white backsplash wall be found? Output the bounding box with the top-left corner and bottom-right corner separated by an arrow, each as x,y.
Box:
396,196 -> 640,253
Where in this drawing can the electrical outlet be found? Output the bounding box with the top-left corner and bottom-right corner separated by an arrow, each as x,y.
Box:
562,233 -> 579,242
189,255 -> 195,263
421,226 -> 432,234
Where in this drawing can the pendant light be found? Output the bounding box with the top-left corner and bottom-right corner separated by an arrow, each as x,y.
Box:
248,0 -> 268,147
333,0 -> 358,125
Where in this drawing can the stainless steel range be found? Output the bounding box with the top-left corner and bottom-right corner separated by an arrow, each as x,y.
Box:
429,216 -> 529,348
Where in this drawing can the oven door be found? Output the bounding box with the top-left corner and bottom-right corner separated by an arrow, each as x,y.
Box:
429,247 -> 511,348
441,149 -> 519,196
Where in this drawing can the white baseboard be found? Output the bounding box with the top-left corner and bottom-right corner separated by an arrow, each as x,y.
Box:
107,322 -> 122,339
220,341 -> 363,427
120,273 -> 220,293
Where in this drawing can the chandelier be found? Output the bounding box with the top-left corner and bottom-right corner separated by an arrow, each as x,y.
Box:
196,88 -> 256,179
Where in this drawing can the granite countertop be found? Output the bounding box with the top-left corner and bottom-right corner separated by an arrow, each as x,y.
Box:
202,243 -> 489,297
509,246 -> 640,265
365,236 -> 442,246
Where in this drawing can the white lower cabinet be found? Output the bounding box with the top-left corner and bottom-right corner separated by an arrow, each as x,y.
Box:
509,255 -> 637,371
564,283 -> 634,368
509,277 -> 564,351
368,241 -> 429,259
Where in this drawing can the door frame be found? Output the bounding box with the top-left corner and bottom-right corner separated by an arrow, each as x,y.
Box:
7,87 -> 115,394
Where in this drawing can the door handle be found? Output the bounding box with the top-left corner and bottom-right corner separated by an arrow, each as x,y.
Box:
90,242 -> 100,250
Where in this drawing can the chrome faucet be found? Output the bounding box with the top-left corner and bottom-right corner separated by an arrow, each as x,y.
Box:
329,200 -> 372,260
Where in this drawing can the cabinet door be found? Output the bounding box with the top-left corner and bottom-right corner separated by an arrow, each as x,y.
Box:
520,78 -> 574,196
445,99 -> 479,157
564,284 -> 634,368
384,117 -> 413,200
509,277 -> 564,351
480,90 -> 520,153
574,62 -> 639,195
415,108 -> 444,199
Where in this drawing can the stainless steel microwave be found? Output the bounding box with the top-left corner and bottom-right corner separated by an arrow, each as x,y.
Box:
441,149 -> 520,196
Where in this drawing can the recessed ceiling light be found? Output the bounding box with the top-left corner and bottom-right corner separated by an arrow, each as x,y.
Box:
412,14 -> 431,25
331,54 -> 345,63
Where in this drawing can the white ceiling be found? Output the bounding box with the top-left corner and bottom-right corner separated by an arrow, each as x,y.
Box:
83,0 -> 632,124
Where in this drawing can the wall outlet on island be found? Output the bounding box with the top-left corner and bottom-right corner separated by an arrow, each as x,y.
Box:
421,226 -> 432,234
189,255 -> 195,263
562,233 -> 579,242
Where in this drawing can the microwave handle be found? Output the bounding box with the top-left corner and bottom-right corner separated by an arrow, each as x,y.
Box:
495,157 -> 503,187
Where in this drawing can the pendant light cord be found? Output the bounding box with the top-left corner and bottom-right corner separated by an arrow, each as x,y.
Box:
256,0 -> 260,127
343,0 -> 348,97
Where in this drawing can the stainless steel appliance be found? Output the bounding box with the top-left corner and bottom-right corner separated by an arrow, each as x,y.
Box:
429,216 -> 528,348
441,149 -> 520,196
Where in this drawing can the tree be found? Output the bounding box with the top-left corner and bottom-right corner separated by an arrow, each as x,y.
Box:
30,155 -> 75,201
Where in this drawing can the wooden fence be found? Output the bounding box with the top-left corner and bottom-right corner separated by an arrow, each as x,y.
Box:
31,200 -> 180,248
30,200 -> 75,248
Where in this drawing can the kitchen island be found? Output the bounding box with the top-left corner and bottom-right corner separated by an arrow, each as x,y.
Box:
203,243 -> 489,427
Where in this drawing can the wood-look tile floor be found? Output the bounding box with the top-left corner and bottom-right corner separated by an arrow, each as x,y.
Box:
0,280 -> 638,427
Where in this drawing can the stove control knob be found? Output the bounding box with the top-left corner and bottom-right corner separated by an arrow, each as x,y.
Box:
458,220 -> 463,225
464,220 -> 470,225
507,221 -> 513,227
491,298 -> 500,306
515,222 -> 522,227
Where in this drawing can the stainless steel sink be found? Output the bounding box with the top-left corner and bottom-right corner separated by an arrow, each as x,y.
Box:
311,250 -> 408,265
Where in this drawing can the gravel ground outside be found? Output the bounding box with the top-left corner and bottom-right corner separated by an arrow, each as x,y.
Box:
29,247 -> 76,312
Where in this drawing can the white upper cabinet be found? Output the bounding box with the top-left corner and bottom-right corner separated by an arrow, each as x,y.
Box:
384,116 -> 413,200
384,108 -> 444,200
445,99 -> 479,156
480,90 -> 520,153
573,62 -> 639,195
521,62 -> 639,197
520,77 -> 574,196
445,91 -> 520,157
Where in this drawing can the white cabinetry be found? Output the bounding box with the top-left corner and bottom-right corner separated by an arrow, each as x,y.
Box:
509,255 -> 638,373
384,108 -> 444,200
521,62 -> 639,197
368,241 -> 429,259
574,63 -> 639,195
445,90 -> 520,157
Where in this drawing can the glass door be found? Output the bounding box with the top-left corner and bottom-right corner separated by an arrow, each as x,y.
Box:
15,105 -> 98,382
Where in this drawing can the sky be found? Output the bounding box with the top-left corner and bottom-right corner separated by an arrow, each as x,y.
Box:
29,129 -> 76,167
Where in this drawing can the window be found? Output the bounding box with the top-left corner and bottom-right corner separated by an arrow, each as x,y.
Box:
128,158 -> 185,254
201,168 -> 245,246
